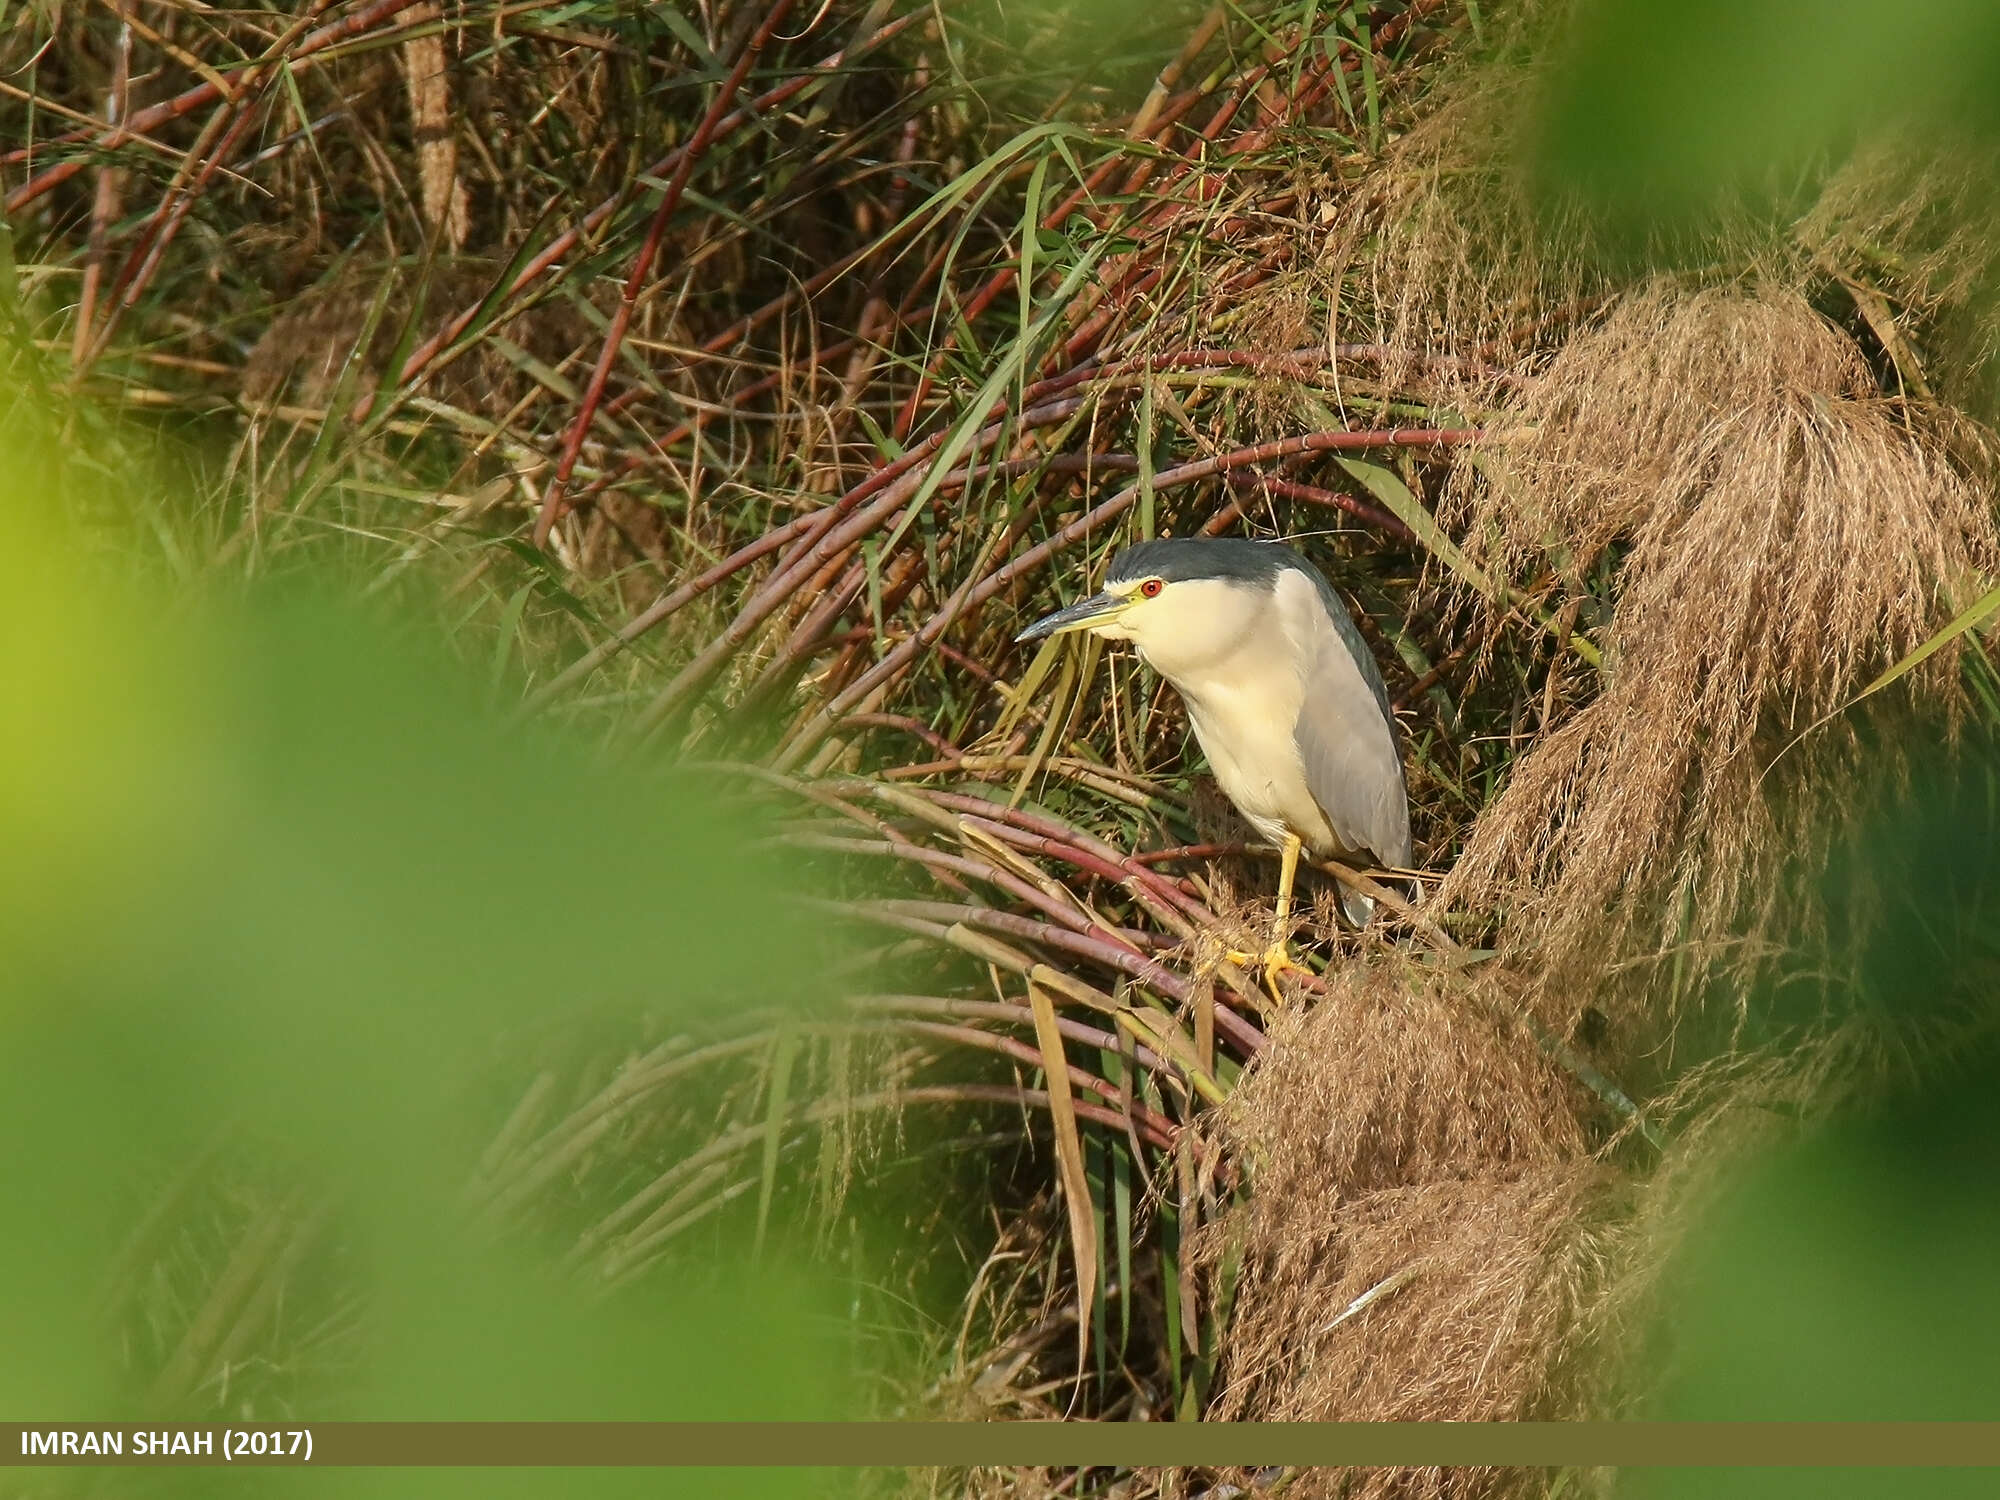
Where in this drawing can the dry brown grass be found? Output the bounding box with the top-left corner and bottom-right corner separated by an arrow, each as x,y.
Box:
239,262 -> 605,416
1223,958 -> 1588,1196
1798,137 -> 2000,413
1221,1167 -> 1608,1493
1438,284 -> 2000,1017
398,6 -> 469,250
1196,957 -> 1612,1489
1299,42 -> 1613,412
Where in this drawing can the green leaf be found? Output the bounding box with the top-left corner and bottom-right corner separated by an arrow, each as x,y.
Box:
656,5 -> 718,67
1108,1098 -> 1134,1356
1334,452 -> 1494,594
1853,579 -> 2000,704
753,1026 -> 799,1260
862,539 -> 885,649
1017,154 -> 1049,413
487,582 -> 536,702
1316,415 -> 1601,669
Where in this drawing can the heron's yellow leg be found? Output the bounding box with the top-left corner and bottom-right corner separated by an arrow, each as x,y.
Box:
1224,832 -> 1309,1003
1260,832 -> 1309,998
1271,830 -> 1301,930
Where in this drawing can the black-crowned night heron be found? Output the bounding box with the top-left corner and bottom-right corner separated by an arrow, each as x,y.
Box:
1017,537 -> 1412,997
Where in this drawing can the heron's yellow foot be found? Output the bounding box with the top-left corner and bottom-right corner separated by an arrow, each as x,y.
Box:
1223,943 -> 1309,1005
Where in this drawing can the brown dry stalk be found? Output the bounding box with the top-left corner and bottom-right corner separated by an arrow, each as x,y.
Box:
71,0 -> 133,370
630,394 -> 1092,737
87,82 -> 271,368
398,5 -> 468,251
72,0 -> 350,365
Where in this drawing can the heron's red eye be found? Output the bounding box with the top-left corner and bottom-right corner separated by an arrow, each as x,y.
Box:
1140,579 -> 1164,598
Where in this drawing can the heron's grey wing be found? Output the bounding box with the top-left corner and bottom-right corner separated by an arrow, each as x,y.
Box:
1271,566 -> 1412,870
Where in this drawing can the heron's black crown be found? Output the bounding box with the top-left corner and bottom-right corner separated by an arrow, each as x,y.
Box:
1107,536 -> 1392,727
1105,537 -> 1311,590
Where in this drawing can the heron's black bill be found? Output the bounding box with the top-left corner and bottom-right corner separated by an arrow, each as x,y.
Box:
1014,591 -> 1126,643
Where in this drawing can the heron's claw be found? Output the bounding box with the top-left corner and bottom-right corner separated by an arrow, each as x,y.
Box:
1258,943 -> 1308,1004
1223,943 -> 1309,1006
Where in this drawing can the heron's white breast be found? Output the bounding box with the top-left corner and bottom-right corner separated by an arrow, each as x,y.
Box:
1131,581 -> 1337,851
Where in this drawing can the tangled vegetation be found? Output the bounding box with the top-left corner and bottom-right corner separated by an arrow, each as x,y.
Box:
8,0 -> 2000,1494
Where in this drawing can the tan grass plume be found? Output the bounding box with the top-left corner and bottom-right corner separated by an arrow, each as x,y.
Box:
1441,285 -> 1999,1016
1202,959 -> 1612,1493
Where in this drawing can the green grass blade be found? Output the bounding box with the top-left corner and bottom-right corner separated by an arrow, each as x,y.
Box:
753,1025 -> 799,1260
486,581 -> 536,703
876,240 -> 1109,562
1017,153 -> 1049,411
1138,376 -> 1157,540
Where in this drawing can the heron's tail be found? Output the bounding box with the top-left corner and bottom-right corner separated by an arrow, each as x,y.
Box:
1337,869 -> 1419,927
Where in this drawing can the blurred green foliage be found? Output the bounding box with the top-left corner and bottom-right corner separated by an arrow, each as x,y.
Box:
950,0 -> 1214,113
1535,0 -> 2000,245
1648,1054 -> 2000,1420
1629,753 -> 2000,1491
1628,1063 -> 2000,1495
0,409 -> 880,1493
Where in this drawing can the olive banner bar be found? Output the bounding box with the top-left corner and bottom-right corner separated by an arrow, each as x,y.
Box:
8,1423 -> 2000,1468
